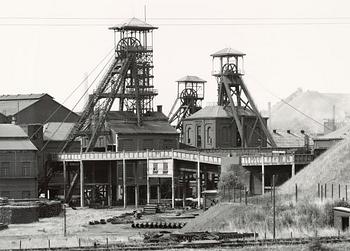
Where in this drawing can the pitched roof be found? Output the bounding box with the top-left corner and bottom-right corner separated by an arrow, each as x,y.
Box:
177,76 -> 206,83
0,124 -> 28,138
107,111 -> 168,122
184,105 -> 256,120
43,122 -> 76,141
0,93 -> 51,116
109,17 -> 158,31
110,121 -> 178,135
211,48 -> 246,57
314,123 -> 350,140
271,129 -> 313,148
0,124 -> 37,150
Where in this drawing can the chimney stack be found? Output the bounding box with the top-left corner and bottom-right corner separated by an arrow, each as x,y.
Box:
157,105 -> 162,113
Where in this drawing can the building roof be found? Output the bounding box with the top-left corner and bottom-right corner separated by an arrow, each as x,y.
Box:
0,93 -> 51,116
333,207 -> 350,213
0,124 -> 28,138
109,17 -> 158,31
271,129 -> 313,148
0,124 -> 37,150
211,48 -> 246,57
0,140 -> 37,150
177,75 -> 207,83
184,105 -> 257,120
314,123 -> 350,141
110,121 -> 178,135
107,111 -> 168,122
43,122 -> 76,141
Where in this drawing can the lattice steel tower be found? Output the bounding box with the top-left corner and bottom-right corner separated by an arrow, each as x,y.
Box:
211,48 -> 276,147
168,76 -> 206,131
62,18 -> 158,152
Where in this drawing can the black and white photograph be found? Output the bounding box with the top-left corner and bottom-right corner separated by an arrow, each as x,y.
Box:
1,0 -> 350,250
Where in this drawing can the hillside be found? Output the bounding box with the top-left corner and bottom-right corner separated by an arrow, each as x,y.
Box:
279,134 -> 350,197
267,88 -> 350,133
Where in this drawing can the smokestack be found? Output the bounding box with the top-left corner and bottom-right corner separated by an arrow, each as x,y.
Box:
268,102 -> 271,129
157,105 -> 162,113
332,105 -> 336,131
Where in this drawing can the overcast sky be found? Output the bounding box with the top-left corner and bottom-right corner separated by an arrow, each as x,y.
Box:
0,0 -> 350,114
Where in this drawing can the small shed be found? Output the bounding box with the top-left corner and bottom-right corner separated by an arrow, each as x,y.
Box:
202,190 -> 218,210
333,207 -> 350,231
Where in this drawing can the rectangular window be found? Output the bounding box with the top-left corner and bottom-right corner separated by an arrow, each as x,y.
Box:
22,191 -> 31,199
163,162 -> 168,174
153,163 -> 158,174
0,191 -> 10,198
22,162 -> 31,176
0,162 -> 10,177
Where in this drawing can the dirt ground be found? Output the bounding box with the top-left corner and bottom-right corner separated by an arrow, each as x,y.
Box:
0,207 -> 192,250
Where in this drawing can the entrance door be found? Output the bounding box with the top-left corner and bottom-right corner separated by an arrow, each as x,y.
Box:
342,217 -> 349,231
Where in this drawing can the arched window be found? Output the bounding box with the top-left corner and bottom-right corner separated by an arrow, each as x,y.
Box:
187,127 -> 192,144
207,126 -> 212,145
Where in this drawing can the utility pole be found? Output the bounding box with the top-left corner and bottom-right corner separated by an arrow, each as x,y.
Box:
272,175 -> 276,241
63,204 -> 66,237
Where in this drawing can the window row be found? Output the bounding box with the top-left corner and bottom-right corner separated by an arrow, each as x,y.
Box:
0,162 -> 32,177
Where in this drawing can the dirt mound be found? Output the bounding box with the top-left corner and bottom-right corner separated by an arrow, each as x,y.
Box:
279,135 -> 350,197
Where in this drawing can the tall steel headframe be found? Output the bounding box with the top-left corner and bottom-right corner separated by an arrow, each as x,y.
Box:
168,76 -> 206,131
211,48 -> 276,147
62,18 -> 158,153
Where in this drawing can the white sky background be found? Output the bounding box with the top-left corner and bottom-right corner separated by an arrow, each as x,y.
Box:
0,0 -> 350,114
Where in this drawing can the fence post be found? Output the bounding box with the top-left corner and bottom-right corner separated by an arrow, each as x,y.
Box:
106,238 -> 108,248
229,187 -> 231,202
346,185 -> 348,201
223,185 -> 225,201
48,239 -> 50,249
233,186 -> 236,202
19,240 -> 21,250
318,183 -> 320,198
290,232 -> 293,239
339,184 -> 341,199
78,238 -> 81,247
245,187 -> 248,205
332,184 -> 334,199
325,184 -> 327,198
240,187 -> 242,203
295,184 -> 298,203
321,185 -> 323,202
272,175 -> 276,241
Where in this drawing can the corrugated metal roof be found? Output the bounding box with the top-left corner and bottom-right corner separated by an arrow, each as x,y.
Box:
0,93 -> 50,116
176,75 -> 207,83
0,93 -> 50,101
314,124 -> 350,140
109,17 -> 158,31
0,124 -> 28,138
184,105 -> 256,120
272,129 -> 313,148
43,122 -> 76,141
107,111 -> 168,122
0,139 -> 37,150
110,121 -> 178,135
211,48 -> 246,57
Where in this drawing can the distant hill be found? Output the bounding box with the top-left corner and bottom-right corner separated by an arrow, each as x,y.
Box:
266,88 -> 350,134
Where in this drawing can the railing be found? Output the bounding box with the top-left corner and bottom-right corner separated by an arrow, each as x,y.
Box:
54,150 -> 221,165
241,153 -> 314,166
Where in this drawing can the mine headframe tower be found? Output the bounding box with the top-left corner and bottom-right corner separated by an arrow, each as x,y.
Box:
168,76 -> 206,131
211,48 -> 276,147
56,18 -> 158,203
62,18 -> 158,153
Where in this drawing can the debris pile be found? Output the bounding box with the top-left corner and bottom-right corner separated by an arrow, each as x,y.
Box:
132,222 -> 186,229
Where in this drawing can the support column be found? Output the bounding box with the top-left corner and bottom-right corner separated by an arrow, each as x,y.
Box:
261,155 -> 265,195
291,157 -> 296,177
123,151 -> 126,208
146,150 -> 150,205
157,178 -> 161,204
63,161 -> 67,201
80,160 -> 84,207
171,150 -> 175,209
197,152 -> 201,209
108,161 -> 112,207
135,185 -> 138,208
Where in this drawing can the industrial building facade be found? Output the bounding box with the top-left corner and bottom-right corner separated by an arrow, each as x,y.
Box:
0,124 -> 38,199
